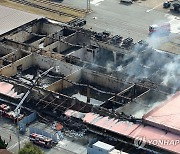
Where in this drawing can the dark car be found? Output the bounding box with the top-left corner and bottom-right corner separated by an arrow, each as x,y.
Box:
163,1 -> 171,8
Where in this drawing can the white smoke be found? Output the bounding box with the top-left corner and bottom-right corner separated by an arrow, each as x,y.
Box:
116,65 -> 123,72
106,62 -> 113,73
165,14 -> 180,34
146,33 -> 168,48
116,44 -> 180,93
162,56 -> 180,88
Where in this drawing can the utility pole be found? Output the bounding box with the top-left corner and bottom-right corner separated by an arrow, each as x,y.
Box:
87,84 -> 90,103
17,118 -> 20,152
87,0 -> 91,13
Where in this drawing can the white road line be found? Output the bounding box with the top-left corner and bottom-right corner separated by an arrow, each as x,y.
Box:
7,141 -> 19,150
146,3 -> 162,13
7,138 -> 28,150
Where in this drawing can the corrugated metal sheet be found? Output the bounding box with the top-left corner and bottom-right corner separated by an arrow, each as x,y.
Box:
82,111 -> 180,153
0,5 -> 41,35
0,82 -> 17,98
83,112 -> 140,136
129,125 -> 180,154
65,109 -> 85,119
143,92 -> 180,135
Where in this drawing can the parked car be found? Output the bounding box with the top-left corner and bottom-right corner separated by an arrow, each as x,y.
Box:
163,1 -> 171,8
120,0 -> 133,4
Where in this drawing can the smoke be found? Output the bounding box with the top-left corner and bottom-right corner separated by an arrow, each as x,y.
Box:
90,19 -> 180,93
133,100 -> 164,118
146,33 -> 168,48
116,65 -> 123,72
165,14 -> 180,34
106,61 -> 113,73
113,17 -> 180,93
162,56 -> 180,91
115,42 -> 180,93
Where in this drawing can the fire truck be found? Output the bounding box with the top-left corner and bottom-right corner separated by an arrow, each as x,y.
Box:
0,104 -> 24,122
149,23 -> 170,35
0,104 -> 11,113
29,133 -> 53,148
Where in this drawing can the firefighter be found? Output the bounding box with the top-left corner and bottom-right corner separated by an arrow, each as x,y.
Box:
9,134 -> 11,141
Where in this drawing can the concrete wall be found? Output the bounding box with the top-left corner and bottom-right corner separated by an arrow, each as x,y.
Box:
63,32 -> 90,45
68,48 -> 84,58
90,40 -> 130,54
2,50 -> 21,62
0,54 -> 33,77
47,66 -> 131,93
1,40 -> 36,52
33,53 -> 81,76
76,32 -> 90,44
46,79 -> 63,92
41,23 -> 62,35
31,37 -> 46,48
69,48 -> 94,63
38,50 -> 63,60
47,67 -> 130,93
46,68 -> 82,92
62,69 -> 82,89
7,31 -> 31,43
43,41 -> 59,52
31,22 -> 40,34
58,41 -> 71,53
82,69 -> 131,92
63,33 -> 77,45
0,44 -> 14,56
56,33 -> 78,54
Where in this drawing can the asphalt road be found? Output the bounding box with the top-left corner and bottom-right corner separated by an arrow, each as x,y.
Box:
0,118 -> 28,154
62,0 -> 180,43
0,118 -> 87,154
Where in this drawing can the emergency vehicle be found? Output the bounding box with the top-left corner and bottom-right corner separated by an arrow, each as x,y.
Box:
0,104 -> 24,122
29,133 -> 53,148
0,104 -> 11,113
149,23 -> 170,35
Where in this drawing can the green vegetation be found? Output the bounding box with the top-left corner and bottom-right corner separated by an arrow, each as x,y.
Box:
0,137 -> 8,149
18,142 -> 44,154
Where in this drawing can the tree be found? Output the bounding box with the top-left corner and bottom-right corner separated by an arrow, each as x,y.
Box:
18,142 -> 44,154
0,137 -> 8,149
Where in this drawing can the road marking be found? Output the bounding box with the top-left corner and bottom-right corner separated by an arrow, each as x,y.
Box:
7,138 -> 28,150
146,3 -> 162,13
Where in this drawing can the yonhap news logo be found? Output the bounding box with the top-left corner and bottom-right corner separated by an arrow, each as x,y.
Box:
134,136 -> 146,148
134,136 -> 180,148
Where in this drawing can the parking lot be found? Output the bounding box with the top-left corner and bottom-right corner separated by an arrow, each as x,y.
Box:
62,0 -> 180,53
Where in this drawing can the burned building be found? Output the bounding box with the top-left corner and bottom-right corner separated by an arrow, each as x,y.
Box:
0,17 -> 179,153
